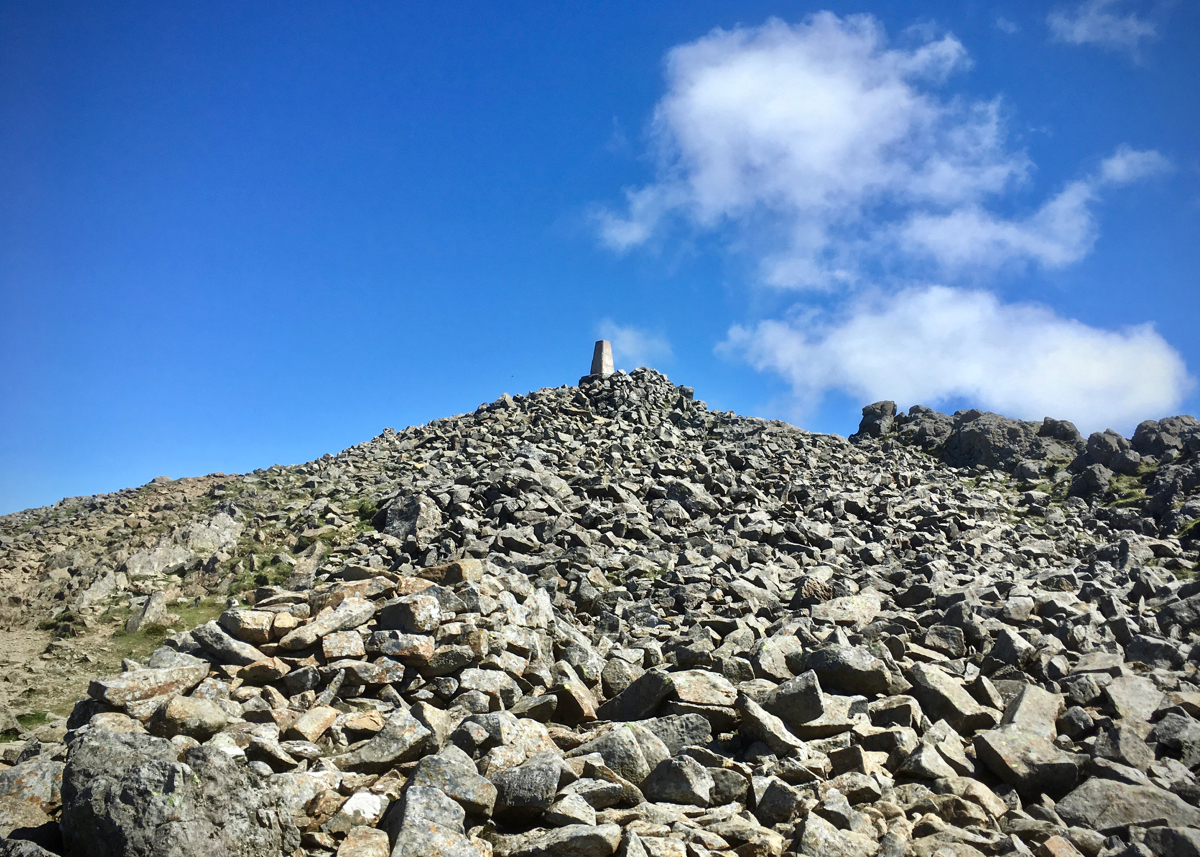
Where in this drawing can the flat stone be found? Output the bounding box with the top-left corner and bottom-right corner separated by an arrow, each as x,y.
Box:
906,663 -> 999,735
1103,674 -> 1164,722
323,631 -> 366,660
192,620 -> 267,666
596,671 -> 674,722
1070,652 -> 1124,676
218,609 -> 275,645
638,714 -> 711,755
0,756 -> 64,815
366,631 -> 435,663
285,706 -> 340,744
1001,684 -> 1063,740
639,756 -> 713,806
974,723 -> 1079,798
336,826 -> 390,857
0,793 -> 51,840
279,598 -> 376,651
669,670 -> 737,707
786,693 -> 862,740
88,664 -> 210,707
240,657 -> 290,684
507,823 -> 622,857
810,590 -> 882,630
1055,776 -> 1200,832
408,753 -> 498,817
335,708 -> 433,773
803,646 -> 890,696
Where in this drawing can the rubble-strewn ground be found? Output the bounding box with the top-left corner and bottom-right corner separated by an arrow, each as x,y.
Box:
2,368 -> 1200,857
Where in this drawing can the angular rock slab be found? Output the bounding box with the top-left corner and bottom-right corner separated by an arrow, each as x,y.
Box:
1055,776 -> 1200,833
973,723 -> 1078,798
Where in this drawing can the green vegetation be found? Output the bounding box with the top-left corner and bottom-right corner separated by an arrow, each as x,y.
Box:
1105,463 -> 1158,509
17,712 -> 51,730
0,711 -> 52,742
227,553 -> 293,594
100,597 -> 225,667
350,498 -> 378,521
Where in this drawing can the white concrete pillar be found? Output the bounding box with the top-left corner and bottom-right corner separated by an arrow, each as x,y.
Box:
591,340 -> 614,376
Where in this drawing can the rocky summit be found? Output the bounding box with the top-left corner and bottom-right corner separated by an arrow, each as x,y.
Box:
3,362 -> 1200,857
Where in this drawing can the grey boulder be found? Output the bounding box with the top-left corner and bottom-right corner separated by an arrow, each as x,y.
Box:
60,728 -> 296,857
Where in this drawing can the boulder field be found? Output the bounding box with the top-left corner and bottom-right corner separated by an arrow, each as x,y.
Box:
2,367 -> 1200,857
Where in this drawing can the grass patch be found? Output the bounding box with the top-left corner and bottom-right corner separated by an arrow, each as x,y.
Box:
102,597 -> 225,666
1,712 -> 52,742
17,712 -> 50,730
1106,472 -> 1148,509
229,555 -> 293,595
350,498 -> 378,522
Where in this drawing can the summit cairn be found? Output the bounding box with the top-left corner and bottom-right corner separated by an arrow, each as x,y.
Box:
590,339 -> 614,377
1,366 -> 1199,857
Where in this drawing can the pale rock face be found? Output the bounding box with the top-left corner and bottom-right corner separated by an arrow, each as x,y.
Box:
4,367 -> 1200,856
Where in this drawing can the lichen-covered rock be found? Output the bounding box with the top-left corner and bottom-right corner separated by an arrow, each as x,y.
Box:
60,728 -> 297,857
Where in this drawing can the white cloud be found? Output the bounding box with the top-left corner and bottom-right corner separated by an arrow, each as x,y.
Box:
597,13 -> 1163,285
1048,0 -> 1156,52
994,17 -> 1021,35
1099,144 -> 1171,184
598,14 -> 1031,286
724,286 -> 1192,432
597,320 -> 674,370
899,145 -> 1168,269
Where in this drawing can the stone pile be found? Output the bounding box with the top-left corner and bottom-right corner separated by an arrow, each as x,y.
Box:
1,368 -> 1200,857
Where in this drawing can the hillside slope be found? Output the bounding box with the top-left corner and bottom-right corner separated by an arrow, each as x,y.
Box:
1,367 -> 1199,857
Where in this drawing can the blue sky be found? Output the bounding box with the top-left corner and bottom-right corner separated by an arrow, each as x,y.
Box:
1,0 -> 1197,514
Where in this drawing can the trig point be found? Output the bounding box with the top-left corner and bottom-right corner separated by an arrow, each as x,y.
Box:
590,340 -> 614,377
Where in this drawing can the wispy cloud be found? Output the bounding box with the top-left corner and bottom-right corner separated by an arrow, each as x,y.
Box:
724,286 -> 1192,433
898,145 -> 1170,270
994,16 -> 1021,34
1048,0 -> 1157,53
596,13 -> 1185,430
597,320 -> 673,370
